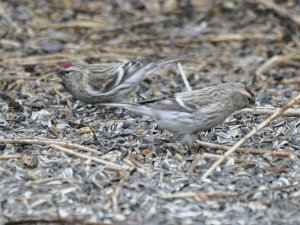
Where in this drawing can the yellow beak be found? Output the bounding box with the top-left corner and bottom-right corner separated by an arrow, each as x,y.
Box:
248,102 -> 256,109
51,76 -> 63,83
248,97 -> 256,109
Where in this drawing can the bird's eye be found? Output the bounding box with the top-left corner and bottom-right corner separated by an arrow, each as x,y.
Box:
64,70 -> 71,75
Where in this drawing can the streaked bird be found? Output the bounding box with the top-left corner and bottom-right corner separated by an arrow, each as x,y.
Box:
55,55 -> 192,103
100,82 -> 256,145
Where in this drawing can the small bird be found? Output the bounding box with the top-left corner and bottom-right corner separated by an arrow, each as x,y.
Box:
100,83 -> 256,145
55,55 -> 192,104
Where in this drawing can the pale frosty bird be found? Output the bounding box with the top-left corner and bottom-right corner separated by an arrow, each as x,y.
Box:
100,82 -> 256,145
55,55 -> 192,104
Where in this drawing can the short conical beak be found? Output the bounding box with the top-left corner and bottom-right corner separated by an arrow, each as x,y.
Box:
51,66 -> 63,83
50,75 -> 63,83
248,97 -> 256,109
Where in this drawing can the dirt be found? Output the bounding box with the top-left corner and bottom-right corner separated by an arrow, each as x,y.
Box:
1,0 -> 300,225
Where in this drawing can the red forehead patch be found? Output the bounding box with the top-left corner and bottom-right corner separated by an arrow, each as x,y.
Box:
245,85 -> 254,97
60,62 -> 72,69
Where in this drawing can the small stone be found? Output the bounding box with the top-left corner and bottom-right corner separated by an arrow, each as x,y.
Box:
284,89 -> 292,98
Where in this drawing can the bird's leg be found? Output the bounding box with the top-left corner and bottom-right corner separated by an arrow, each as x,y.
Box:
119,107 -> 126,118
180,133 -> 196,155
185,143 -> 192,155
195,133 -> 203,153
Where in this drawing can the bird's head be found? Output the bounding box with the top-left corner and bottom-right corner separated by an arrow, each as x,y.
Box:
55,62 -> 87,86
223,83 -> 256,110
234,84 -> 256,109
56,62 -> 78,79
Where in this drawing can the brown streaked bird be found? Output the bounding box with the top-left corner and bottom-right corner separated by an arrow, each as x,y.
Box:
55,55 -> 192,104
100,82 -> 256,145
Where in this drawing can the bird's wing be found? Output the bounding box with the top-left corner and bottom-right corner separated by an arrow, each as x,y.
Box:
86,60 -> 145,93
177,88 -> 223,113
139,87 -> 220,113
85,54 -> 193,95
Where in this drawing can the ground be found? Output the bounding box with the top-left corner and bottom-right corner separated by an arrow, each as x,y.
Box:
1,0 -> 300,225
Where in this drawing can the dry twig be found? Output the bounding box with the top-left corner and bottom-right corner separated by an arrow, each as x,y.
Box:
156,33 -> 282,47
250,0 -> 300,27
0,76 -> 36,81
202,93 -> 300,180
240,107 -> 300,117
4,219 -> 109,225
0,155 -> 23,160
267,77 -> 300,84
82,46 -> 149,56
127,157 -> 153,173
0,138 -> 129,170
202,153 -> 223,159
187,153 -> 202,174
36,21 -> 106,30
196,140 -> 300,159
0,5 -> 17,29
177,63 -> 192,92
0,138 -> 102,155
240,182 -> 300,201
4,53 -> 86,66
50,144 -> 129,171
158,191 -> 237,200
253,52 -> 300,83
111,184 -> 121,213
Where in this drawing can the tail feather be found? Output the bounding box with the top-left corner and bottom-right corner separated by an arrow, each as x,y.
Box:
124,54 -> 194,85
100,102 -> 154,117
146,54 -> 195,75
